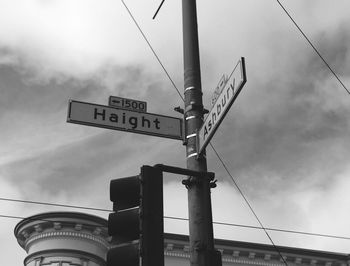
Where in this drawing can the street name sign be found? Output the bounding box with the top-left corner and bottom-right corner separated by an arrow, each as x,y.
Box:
211,74 -> 228,106
109,96 -> 147,113
67,100 -> 183,140
197,57 -> 247,155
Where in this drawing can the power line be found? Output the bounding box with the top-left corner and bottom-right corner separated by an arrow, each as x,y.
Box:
0,214 -> 108,231
276,0 -> 350,95
153,0 -> 166,20
0,197 -> 111,213
202,0 -> 350,259
209,143 -> 288,265
164,216 -> 350,241
120,0 -> 184,101
214,221 -> 350,241
118,1 -> 350,263
119,2 -> 287,263
3,209 -> 348,242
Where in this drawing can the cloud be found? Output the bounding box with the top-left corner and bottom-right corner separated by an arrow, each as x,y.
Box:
2,128 -> 180,196
0,46 -> 184,168
0,40 -> 185,208
0,0 -> 130,75
1,1 -> 350,260
0,0 -> 185,83
206,16 -> 350,189
203,14 -> 350,251
313,21 -> 350,78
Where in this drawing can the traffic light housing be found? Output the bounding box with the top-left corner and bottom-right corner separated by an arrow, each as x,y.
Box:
107,165 -> 164,266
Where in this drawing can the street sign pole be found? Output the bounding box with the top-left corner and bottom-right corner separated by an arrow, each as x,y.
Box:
182,1 -> 215,266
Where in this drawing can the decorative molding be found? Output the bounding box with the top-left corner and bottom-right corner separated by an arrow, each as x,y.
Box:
221,257 -> 283,266
233,250 -> 240,257
165,251 -> 190,259
15,214 -> 350,266
249,252 -> 256,259
26,230 -> 109,249
280,256 -> 287,262
24,249 -> 106,266
34,225 -> 42,233
295,257 -> 302,264
53,222 -> 62,230
162,243 -> 348,266
264,254 -> 271,260
22,230 -> 29,238
93,227 -> 102,235
166,243 -> 174,251
74,223 -> 82,231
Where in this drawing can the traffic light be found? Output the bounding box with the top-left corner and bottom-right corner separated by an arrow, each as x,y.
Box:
107,165 -> 164,266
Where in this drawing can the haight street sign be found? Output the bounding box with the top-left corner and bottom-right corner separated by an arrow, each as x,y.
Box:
197,57 -> 247,155
67,100 -> 183,140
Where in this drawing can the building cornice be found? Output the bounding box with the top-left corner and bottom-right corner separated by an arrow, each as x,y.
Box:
14,212 -> 110,250
15,212 -> 107,235
164,233 -> 350,266
26,229 -> 110,250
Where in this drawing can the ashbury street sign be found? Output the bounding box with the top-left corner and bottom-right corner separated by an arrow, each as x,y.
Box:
67,100 -> 183,140
197,57 -> 247,154
210,74 -> 228,106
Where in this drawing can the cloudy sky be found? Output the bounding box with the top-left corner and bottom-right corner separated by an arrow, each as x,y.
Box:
1,0 -> 350,264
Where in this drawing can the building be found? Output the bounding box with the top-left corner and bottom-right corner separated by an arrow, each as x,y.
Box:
15,212 -> 350,266
14,212 -> 110,266
164,233 -> 350,266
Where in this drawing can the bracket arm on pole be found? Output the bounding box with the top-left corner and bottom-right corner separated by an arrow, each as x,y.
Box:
153,164 -> 214,181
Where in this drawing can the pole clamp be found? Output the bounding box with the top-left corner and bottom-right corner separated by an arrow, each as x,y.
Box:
185,103 -> 204,114
174,106 -> 184,114
182,176 -> 217,189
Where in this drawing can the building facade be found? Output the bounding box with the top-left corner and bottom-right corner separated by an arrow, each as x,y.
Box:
164,233 -> 350,266
15,212 -> 350,266
14,212 -> 110,266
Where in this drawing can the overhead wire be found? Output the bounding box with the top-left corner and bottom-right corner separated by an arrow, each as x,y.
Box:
0,197 -> 110,213
164,215 -> 350,241
119,1 -> 285,264
3,1 -> 348,263
120,0 -> 184,101
2,203 -> 349,242
153,0 -> 166,20
0,214 -> 109,232
276,0 -> 350,95
209,144 -> 288,265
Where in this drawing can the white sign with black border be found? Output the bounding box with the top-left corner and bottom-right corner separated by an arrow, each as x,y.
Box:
67,100 -> 183,140
197,57 -> 247,155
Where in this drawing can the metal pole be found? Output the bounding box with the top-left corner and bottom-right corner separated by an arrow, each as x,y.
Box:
182,1 -> 215,266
